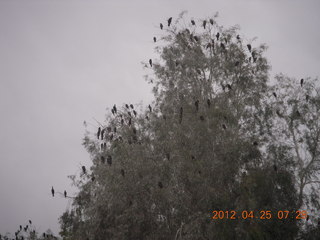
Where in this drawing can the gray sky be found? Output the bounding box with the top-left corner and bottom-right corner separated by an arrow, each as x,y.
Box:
0,0 -> 319,236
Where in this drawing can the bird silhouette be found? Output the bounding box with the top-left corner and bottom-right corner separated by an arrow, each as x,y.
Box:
253,141 -> 258,146
236,35 -> 240,40
110,133 -> 114,141
91,175 -> 95,182
101,129 -> 105,140
82,166 -> 86,174
128,111 -> 132,117
195,100 -> 199,112
133,128 -> 137,135
51,187 -> 54,197
121,119 -> 124,125
247,44 -> 252,52
113,104 -> 117,114
29,220 -> 32,225
207,99 -> 211,107
130,104 -> 134,109
114,126 -> 117,133
148,104 -> 152,112
300,78 -> 304,87
64,190 -> 67,198
121,169 -> 125,177
125,104 -> 129,109
167,17 -> 172,27
203,20 -> 207,29
153,37 -> 156,43
100,143 -> 103,151
216,32 -> 220,40
107,155 -> 112,166
103,142 -> 106,150
20,225 -> 22,231
194,36 -> 199,42
158,181 -> 163,189
191,19 -> 195,25
273,92 -> 277,98
306,94 -> 309,102
149,59 -> 152,67
209,19 -> 214,25
133,110 -> 137,117
101,156 -> 105,164
220,43 -> 225,50
160,23 -> 163,30
97,127 -> 101,139
128,118 -> 132,126
235,61 -> 240,66
111,109 -> 115,115
179,107 -> 183,124
206,43 -> 211,49
200,116 -> 205,121
222,124 -> 227,130
227,84 -> 232,90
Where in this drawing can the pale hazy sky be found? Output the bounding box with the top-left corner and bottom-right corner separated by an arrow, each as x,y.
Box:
0,0 -> 319,236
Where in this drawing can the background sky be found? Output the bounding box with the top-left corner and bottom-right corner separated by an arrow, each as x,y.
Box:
0,0 -> 319,236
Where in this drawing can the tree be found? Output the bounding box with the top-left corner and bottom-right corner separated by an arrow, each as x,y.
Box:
59,12 -> 319,239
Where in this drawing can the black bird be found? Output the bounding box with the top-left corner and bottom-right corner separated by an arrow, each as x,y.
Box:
97,127 -> 101,139
103,142 -> 106,150
227,84 -> 232,90
133,110 -> 137,117
191,19 -> 195,25
200,116 -> 205,121
101,156 -> 105,164
166,153 -> 170,160
29,220 -> 32,225
216,32 -> 220,40
209,18 -> 214,25
20,225 -> 22,231
306,94 -> 309,102
158,181 -> 163,189
110,133 -> 114,140
194,35 -> 199,42
125,104 -> 129,109
82,166 -> 86,174
191,155 -> 195,160
160,23 -> 163,30
276,110 -> 281,117
43,233 -> 46,238
296,110 -> 301,117
253,141 -> 258,146
114,126 -> 117,133
128,111 -> 132,117
167,17 -> 172,27
91,175 -> 95,182
247,44 -> 252,52
273,92 -> 277,98
100,143 -> 103,151
306,215 -> 309,221
179,107 -> 183,124
195,100 -> 199,112
222,124 -> 227,130
273,164 -> 278,172
220,43 -> 225,50
101,129 -> 105,140
64,190 -> 67,198
203,20 -> 207,29
133,127 -> 137,135
149,59 -> 152,67
121,118 -> 124,125
207,99 -> 211,107
51,186 -> 54,197
153,37 -> 156,43
146,115 -> 149,121
236,35 -> 240,40
235,61 -> 240,66
148,104 -> 152,112
128,118 -> 132,126
197,69 -> 201,74
111,109 -> 115,115
130,104 -> 134,109
121,169 -> 125,177
206,43 -> 211,49
300,78 -> 304,87
113,104 -> 117,114
107,155 -> 112,166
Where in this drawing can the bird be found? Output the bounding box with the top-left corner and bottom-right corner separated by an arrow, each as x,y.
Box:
227,84 -> 232,90
191,19 -> 195,25
207,99 -> 211,107
153,37 -> 156,43
91,175 -> 95,182
158,181 -> 163,189
273,92 -> 277,98
197,69 -> 201,75
203,20 -> 207,29
111,108 -> 115,115
110,133 -> 114,141
148,104 -> 152,112
100,143 -> 103,151
306,94 -> 310,102
195,100 -> 199,112
51,187 -> 54,197
296,110 -> 301,117
200,116 -> 205,121
103,142 -> 106,150
166,153 -> 170,160
236,35 -> 240,40
128,111 -> 132,117
97,127 -> 101,139
121,169 -> 125,177
82,166 -> 86,174
160,23 -> 163,30
206,43 -> 211,49
133,127 -> 137,135
273,164 -> 278,172
253,141 -> 258,146
29,220 -> 32,225
125,104 -> 129,109
107,155 -> 112,166
113,104 -> 117,114
247,44 -> 252,52
306,215 -> 309,221
149,59 -> 152,67
167,17 -> 172,27
216,32 -> 220,40
64,190 -> 67,198
130,104 -> 134,109
191,155 -> 195,160
20,225 -> 22,231
222,124 -> 227,130
220,43 -> 226,50
114,126 -> 117,133
194,36 -> 199,42
179,107 -> 183,124
121,119 -> 124,125
209,19 -> 214,25
101,156 -> 105,164
235,61 -> 240,67
300,78 -> 304,87
133,110 -> 137,117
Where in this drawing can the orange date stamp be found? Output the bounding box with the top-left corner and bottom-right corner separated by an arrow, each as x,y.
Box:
212,210 -> 308,220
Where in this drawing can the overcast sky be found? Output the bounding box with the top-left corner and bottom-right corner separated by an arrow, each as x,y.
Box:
0,0 -> 319,236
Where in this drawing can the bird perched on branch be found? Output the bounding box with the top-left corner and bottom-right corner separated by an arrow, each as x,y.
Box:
247,44 -> 252,52
97,127 -> 101,139
82,166 -> 86,174
167,17 -> 172,27
51,187 -> 54,197
202,20 -> 207,29
153,37 -> 156,43
148,104 -> 152,112
300,78 -> 304,87
149,59 -> 152,67
191,19 -> 195,25
210,19 -> 214,25
160,23 -> 163,30
64,190 -> 67,198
